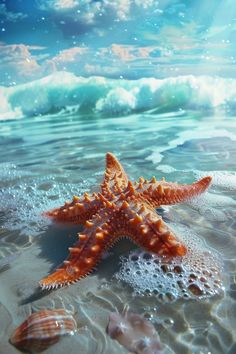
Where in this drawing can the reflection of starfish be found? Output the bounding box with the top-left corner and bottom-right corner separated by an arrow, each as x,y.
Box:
40,153 -> 212,289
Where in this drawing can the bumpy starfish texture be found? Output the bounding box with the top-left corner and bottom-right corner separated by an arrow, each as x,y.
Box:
40,153 -> 212,289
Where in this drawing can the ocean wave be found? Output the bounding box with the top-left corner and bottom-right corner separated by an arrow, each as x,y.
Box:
1,71 -> 236,119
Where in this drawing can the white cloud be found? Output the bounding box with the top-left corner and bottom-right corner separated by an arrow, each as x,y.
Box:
39,0 -> 79,11
50,47 -> 88,63
84,63 -> 120,76
110,44 -> 136,61
55,0 -> 79,9
134,0 -> 154,9
1,40 -> 235,87
103,0 -> 131,21
100,44 -> 155,61
27,45 -> 48,51
0,43 -> 85,86
0,44 -> 89,85
0,44 -> 48,85
43,46 -> 88,74
0,4 -> 27,22
0,44 -> 40,82
37,0 -> 155,24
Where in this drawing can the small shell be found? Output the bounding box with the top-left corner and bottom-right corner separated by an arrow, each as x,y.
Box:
10,309 -> 77,352
107,311 -> 163,354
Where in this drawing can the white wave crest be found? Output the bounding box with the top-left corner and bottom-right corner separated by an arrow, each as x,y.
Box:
1,71 -> 236,119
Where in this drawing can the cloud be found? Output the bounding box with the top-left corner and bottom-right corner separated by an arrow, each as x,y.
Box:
82,44 -> 158,78
50,47 -> 88,63
84,63 -> 120,77
27,45 -> 48,51
100,44 -> 157,62
1,40 -> 235,87
38,0 -> 79,11
0,43 -> 89,85
0,4 -> 27,22
43,46 -> 88,74
110,44 -> 136,61
0,44 -> 47,85
37,0 -> 156,25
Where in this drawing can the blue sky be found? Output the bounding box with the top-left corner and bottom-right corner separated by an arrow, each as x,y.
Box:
0,0 -> 236,85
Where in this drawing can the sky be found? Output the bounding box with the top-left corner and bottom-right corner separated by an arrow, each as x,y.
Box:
0,0 -> 236,86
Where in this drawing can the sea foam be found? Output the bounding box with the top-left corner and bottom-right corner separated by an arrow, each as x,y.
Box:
116,224 -> 224,302
1,72 -> 236,119
0,163 -> 90,236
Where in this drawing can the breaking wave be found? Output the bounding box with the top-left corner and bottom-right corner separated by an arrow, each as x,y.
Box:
1,71 -> 236,119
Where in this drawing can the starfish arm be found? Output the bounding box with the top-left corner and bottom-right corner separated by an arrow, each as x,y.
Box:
101,152 -> 128,196
39,209 -> 120,289
120,201 -> 187,257
138,176 -> 212,207
44,192 -> 102,225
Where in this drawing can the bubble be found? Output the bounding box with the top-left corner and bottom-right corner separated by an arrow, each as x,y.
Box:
143,312 -> 153,320
164,318 -> 174,326
0,164 -> 89,236
115,224 -> 224,302
196,171 -> 236,191
188,283 -> 204,296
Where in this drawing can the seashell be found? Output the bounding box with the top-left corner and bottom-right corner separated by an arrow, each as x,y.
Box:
107,310 -> 163,354
10,309 -> 77,352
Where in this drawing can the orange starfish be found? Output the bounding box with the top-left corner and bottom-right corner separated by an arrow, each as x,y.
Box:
40,153 -> 212,289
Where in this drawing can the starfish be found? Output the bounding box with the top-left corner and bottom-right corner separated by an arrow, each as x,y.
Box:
40,153 -> 212,289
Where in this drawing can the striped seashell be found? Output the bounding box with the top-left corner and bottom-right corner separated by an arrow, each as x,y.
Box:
10,309 -> 77,352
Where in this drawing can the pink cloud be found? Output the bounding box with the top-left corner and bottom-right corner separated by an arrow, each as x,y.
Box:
50,47 -> 88,63
0,44 -> 90,85
137,46 -> 153,58
0,44 -> 42,85
43,47 -> 88,73
106,44 -> 155,61
110,44 -> 136,61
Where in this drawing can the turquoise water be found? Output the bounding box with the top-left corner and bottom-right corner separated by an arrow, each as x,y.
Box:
0,104 -> 236,353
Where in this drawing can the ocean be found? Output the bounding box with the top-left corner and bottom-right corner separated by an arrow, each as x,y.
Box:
0,72 -> 236,353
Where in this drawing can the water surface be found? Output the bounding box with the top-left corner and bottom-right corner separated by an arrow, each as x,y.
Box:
0,107 -> 235,354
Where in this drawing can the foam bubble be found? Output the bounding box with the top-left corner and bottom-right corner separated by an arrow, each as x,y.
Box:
115,225 -> 224,302
185,190 -> 235,223
0,163 -> 28,180
186,171 -> 236,221
196,171 -> 236,191
0,164 -> 90,236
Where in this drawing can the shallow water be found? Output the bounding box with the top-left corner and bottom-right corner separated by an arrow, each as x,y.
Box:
0,110 -> 236,354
